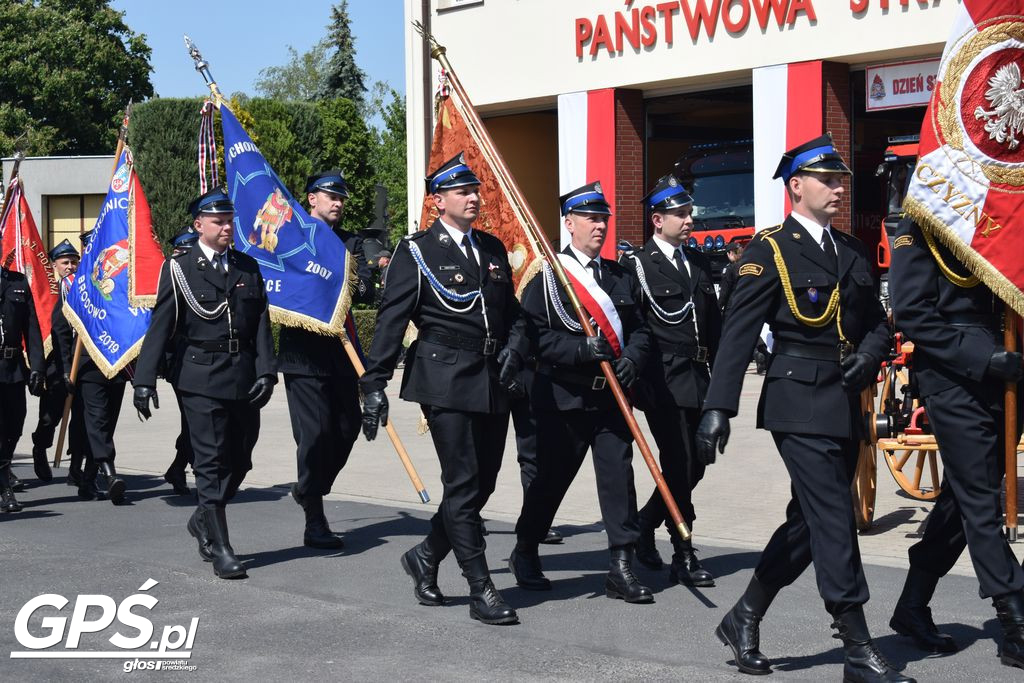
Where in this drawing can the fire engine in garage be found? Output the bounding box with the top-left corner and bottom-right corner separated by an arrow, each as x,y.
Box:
673,139 -> 756,281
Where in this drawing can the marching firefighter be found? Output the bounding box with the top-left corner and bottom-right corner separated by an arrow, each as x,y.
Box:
134,187 -> 277,579
696,135 -> 912,682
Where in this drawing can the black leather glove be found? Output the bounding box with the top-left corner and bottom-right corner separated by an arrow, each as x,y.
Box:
62,373 -> 75,394
575,335 -> 614,365
695,409 -> 730,466
497,346 -> 525,399
986,348 -> 1024,382
613,356 -> 637,388
133,386 -> 159,421
840,352 -> 877,392
27,370 -> 43,397
362,390 -> 389,441
248,376 -> 275,409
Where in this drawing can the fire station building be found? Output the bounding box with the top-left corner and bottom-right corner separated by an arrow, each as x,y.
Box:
403,0 -> 958,265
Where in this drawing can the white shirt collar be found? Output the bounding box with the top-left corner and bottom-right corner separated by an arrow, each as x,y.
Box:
790,211 -> 833,250
568,243 -> 600,269
439,218 -> 472,245
196,241 -> 228,265
652,235 -> 691,275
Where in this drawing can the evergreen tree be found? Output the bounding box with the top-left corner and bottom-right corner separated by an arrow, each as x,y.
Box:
368,83 -> 407,245
318,1 -> 367,109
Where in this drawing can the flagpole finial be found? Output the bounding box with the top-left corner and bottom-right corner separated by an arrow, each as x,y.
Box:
184,34 -> 225,104
411,21 -> 447,60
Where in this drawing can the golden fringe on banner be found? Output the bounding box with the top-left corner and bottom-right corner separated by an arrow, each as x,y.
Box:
904,197 -> 1024,317
61,298 -> 146,380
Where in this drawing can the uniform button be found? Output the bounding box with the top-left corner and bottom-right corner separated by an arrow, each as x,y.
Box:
786,370 -> 793,376
431,353 -> 437,358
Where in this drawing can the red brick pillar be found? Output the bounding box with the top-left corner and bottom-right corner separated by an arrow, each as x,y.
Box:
823,61 -> 852,235
614,89 -> 645,248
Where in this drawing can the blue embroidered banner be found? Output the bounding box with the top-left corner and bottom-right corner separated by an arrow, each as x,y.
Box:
64,149 -> 153,378
220,105 -> 353,333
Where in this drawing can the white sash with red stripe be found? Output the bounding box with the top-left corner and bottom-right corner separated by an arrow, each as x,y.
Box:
551,253 -> 624,356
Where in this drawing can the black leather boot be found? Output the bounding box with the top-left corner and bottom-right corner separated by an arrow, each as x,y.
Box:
540,528 -> 563,544
464,557 -> 518,625
0,469 -> 22,512
635,515 -> 663,569
10,471 -> 24,492
508,545 -> 551,590
994,590 -> 1024,669
832,606 -> 915,682
186,509 -> 213,562
296,494 -> 344,549
606,546 -> 653,604
32,445 -> 53,482
889,567 -> 956,653
715,576 -> 776,675
201,507 -> 247,579
400,540 -> 445,606
669,532 -> 715,587
163,465 -> 190,496
99,461 -> 126,505
67,452 -> 83,487
77,462 -> 101,500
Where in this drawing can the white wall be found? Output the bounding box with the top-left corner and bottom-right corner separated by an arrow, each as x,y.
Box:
1,156 -> 114,231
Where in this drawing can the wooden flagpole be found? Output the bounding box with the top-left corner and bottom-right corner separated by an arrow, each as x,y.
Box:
1006,305 -> 1018,541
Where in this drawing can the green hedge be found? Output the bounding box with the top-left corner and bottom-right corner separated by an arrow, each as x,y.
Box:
352,308 -> 378,352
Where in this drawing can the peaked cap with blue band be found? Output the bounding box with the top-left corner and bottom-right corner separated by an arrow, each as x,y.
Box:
773,134 -> 851,182
642,174 -> 693,212
560,181 -> 612,216
79,228 -> 95,246
305,169 -> 350,198
187,186 -> 234,219
48,238 -> 79,261
426,152 -> 481,193
168,225 -> 199,249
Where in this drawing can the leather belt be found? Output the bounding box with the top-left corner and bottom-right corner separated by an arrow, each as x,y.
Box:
536,363 -> 607,391
189,339 -> 243,354
419,330 -> 497,356
772,340 -> 844,362
944,312 -> 1001,329
0,346 -> 17,360
672,343 -> 709,363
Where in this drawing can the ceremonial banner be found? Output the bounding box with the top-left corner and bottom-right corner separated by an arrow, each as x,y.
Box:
63,148 -> 156,377
126,161 -> 163,307
0,177 -> 58,354
904,1 -> 1024,314
220,105 -> 353,333
420,93 -> 540,289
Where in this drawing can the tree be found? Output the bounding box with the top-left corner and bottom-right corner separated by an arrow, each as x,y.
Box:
316,97 -> 375,232
368,83 -> 408,245
318,1 -> 367,109
253,41 -> 329,102
0,0 -> 153,157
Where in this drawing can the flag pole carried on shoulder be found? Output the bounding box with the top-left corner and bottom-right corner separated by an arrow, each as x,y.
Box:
53,102 -> 133,469
413,22 -> 690,540
184,37 -> 430,504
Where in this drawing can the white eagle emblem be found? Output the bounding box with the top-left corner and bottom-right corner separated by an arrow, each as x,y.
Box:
974,62 -> 1024,150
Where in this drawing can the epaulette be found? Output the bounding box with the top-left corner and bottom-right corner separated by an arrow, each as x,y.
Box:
171,250 -> 188,259
756,225 -> 783,240
404,230 -> 429,241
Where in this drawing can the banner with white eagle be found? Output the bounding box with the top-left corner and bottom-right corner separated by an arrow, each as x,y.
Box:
904,1 -> 1024,314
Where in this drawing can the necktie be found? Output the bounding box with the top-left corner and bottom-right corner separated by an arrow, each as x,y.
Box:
821,230 -> 838,272
588,260 -> 601,283
461,234 -> 481,280
211,253 -> 223,271
673,248 -> 692,290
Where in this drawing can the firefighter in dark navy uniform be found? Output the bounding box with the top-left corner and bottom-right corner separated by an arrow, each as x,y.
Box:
359,153 -> 527,625
161,226 -> 199,497
0,263 -> 44,512
29,238 -> 79,483
629,174 -> 721,587
134,187 -> 277,580
507,181 -> 654,605
887,217 -> 1024,669
277,169 -> 375,549
696,135 -> 912,682
52,229 -> 129,505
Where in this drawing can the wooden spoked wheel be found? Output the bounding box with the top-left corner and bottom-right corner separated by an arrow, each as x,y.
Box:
853,384 -> 878,531
876,367 -> 943,502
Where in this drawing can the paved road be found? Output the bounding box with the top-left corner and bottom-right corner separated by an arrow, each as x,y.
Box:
3,368 -> 1023,679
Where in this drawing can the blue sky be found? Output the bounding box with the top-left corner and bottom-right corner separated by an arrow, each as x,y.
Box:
111,0 -> 406,99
